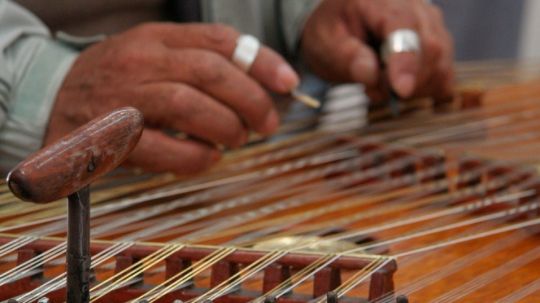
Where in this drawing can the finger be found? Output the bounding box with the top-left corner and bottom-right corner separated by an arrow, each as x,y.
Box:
429,59 -> 455,103
350,41 -> 380,86
305,34 -> 380,85
126,128 -> 220,175
250,47 -> 299,93
142,23 -> 299,93
356,1 -> 422,98
426,5 -> 455,102
162,49 -> 280,135
387,52 -> 420,98
133,83 -> 248,148
404,1 -> 441,95
407,3 -> 448,95
301,1 -> 347,81
403,3 -> 454,103
424,39 -> 454,104
397,53 -> 454,105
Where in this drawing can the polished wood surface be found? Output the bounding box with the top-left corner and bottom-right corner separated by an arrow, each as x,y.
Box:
1,61 -> 540,302
7,107 -> 144,203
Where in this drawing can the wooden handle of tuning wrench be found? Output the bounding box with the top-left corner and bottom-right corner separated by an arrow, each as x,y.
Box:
6,107 -> 144,203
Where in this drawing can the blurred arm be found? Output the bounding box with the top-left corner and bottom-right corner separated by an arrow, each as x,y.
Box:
0,0 -> 78,172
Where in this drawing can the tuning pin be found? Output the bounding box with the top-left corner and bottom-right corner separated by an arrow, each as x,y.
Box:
396,295 -> 409,303
264,295 -> 277,303
326,291 -> 339,303
37,298 -> 50,303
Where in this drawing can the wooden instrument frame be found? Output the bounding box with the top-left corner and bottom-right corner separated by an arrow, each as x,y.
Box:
0,235 -> 396,302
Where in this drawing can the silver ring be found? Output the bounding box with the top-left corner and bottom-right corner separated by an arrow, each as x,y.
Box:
382,29 -> 421,62
232,35 -> 260,72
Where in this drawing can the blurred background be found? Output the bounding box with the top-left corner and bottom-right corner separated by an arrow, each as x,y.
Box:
14,0 -> 540,61
434,0 -> 540,61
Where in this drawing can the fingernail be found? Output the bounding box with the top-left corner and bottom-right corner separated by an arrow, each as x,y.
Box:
351,56 -> 377,85
262,109 -> 280,135
276,64 -> 299,93
394,74 -> 416,98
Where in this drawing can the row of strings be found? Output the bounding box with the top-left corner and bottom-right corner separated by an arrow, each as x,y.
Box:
1,84 -> 540,301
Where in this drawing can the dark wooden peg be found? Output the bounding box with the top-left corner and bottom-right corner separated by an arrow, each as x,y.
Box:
326,291 -> 339,303
7,107 -> 144,203
264,295 -> 277,303
396,295 -> 409,303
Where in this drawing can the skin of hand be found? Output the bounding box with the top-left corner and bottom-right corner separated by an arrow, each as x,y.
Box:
301,0 -> 454,103
45,23 -> 299,175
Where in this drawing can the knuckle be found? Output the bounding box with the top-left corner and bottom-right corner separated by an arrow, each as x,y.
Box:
386,5 -> 403,18
190,51 -> 227,85
385,14 -> 418,34
169,89 -> 197,121
423,36 -> 443,60
112,48 -> 148,71
243,90 -> 272,130
130,22 -> 161,37
203,23 -> 237,45
226,120 -> 246,146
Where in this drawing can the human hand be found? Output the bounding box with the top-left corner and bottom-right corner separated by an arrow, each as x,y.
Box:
301,0 -> 454,102
45,23 -> 299,174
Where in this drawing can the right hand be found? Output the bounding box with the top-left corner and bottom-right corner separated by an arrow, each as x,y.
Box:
45,23 -> 299,175
301,0 -> 454,103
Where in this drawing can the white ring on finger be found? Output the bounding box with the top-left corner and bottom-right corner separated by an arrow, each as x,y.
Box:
382,29 -> 421,63
232,35 -> 261,72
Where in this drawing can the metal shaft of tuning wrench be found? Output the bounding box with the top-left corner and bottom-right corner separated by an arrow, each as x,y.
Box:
67,186 -> 91,303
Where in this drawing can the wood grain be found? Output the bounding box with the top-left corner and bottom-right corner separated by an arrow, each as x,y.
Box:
6,107 -> 144,203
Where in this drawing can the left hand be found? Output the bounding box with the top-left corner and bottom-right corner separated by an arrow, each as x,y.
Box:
45,23 -> 299,175
301,0 -> 454,103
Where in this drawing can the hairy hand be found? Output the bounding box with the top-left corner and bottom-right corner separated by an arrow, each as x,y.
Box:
301,0 -> 454,102
46,23 -> 299,174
